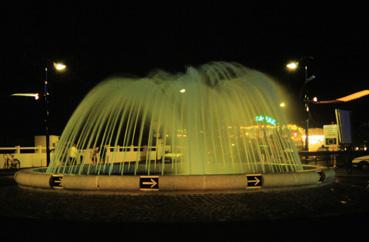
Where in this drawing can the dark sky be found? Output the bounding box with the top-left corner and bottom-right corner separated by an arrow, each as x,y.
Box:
1,2 -> 368,146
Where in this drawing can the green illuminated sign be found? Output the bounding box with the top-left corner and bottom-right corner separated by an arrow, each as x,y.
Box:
256,115 -> 277,126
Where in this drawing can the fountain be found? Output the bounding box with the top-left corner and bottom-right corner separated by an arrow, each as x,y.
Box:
15,62 -> 334,191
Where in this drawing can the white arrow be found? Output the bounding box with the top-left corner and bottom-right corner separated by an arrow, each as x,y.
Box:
143,178 -> 158,188
249,176 -> 261,186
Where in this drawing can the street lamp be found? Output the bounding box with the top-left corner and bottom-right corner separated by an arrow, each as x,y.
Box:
11,93 -> 40,100
286,56 -> 316,152
44,62 -> 67,166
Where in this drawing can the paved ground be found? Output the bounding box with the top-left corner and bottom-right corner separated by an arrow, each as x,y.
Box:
1,168 -> 369,241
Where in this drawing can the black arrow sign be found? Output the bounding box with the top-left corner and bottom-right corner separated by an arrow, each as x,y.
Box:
49,174 -> 63,189
246,174 -> 262,189
140,176 -> 159,191
317,171 -> 325,182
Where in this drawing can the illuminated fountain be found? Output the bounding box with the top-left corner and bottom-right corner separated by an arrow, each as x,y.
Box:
16,62 -> 334,191
46,62 -> 300,175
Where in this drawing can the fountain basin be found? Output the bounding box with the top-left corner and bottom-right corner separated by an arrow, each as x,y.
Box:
15,165 -> 335,192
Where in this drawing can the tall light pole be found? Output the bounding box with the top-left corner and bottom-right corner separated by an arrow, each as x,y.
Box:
44,62 -> 66,166
286,56 -> 315,152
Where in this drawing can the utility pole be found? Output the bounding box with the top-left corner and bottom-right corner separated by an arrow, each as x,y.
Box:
44,67 -> 51,166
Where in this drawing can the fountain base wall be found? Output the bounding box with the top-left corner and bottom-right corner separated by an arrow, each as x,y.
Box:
15,165 -> 335,192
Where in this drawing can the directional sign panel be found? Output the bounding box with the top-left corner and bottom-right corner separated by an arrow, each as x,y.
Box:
139,176 -> 159,191
317,171 -> 325,182
49,174 -> 63,189
246,174 -> 263,189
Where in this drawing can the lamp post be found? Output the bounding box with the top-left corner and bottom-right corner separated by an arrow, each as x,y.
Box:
44,62 -> 66,166
286,56 -> 315,152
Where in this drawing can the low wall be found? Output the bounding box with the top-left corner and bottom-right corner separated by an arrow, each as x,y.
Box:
14,169 -> 51,189
15,166 -> 335,192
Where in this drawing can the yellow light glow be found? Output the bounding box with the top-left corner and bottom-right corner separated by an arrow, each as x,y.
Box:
53,62 -> 67,72
179,89 -> 186,93
309,135 -> 324,145
312,97 -> 318,102
286,61 -> 299,71
11,93 -> 39,99
337,90 -> 369,102
279,102 -> 286,108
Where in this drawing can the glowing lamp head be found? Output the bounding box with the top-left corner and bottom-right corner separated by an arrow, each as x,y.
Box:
53,62 -> 67,72
286,61 -> 299,71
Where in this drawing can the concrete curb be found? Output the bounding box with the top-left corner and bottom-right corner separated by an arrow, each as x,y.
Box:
14,166 -> 335,192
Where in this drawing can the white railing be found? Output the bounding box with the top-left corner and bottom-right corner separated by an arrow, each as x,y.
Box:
0,146 -> 47,169
103,145 -> 172,163
0,144 -> 179,169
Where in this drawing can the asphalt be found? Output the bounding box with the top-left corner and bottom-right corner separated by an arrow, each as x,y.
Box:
1,168 -> 369,241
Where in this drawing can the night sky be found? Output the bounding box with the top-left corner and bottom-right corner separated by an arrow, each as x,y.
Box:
1,2 -> 368,146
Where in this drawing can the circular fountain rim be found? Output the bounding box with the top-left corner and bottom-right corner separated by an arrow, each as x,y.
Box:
15,165 -> 335,192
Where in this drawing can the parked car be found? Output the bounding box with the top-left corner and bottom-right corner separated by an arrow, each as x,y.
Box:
352,155 -> 369,170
